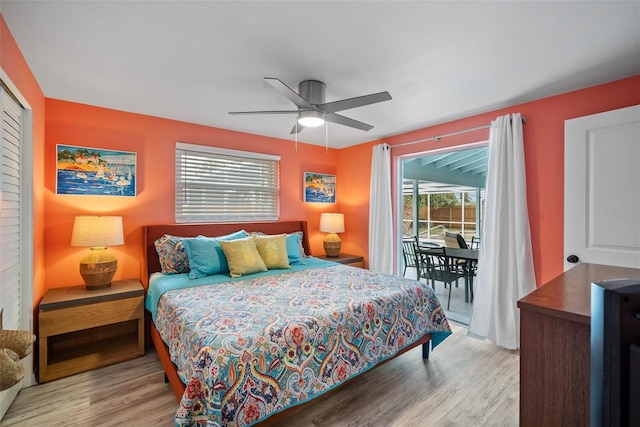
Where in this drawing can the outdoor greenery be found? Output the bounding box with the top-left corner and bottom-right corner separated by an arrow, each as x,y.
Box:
402,191 -> 478,240
403,193 -> 472,210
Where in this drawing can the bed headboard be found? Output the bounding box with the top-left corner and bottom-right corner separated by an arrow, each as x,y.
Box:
141,221 -> 311,291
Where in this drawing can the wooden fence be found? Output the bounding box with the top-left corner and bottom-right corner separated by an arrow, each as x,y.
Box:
419,206 -> 476,225
402,206 -> 478,238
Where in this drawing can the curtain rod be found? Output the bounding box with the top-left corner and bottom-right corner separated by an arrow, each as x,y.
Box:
391,116 -> 527,149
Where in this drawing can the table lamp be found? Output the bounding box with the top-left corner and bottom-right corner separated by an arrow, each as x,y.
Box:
319,213 -> 345,257
71,215 -> 124,289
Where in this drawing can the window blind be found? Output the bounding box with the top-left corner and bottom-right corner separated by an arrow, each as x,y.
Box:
0,87 -> 22,330
175,142 -> 280,223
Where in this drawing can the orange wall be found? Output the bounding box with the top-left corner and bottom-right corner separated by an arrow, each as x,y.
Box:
340,75 -> 640,286
336,140 -> 378,258
1,15 -> 47,308
44,100 -> 342,289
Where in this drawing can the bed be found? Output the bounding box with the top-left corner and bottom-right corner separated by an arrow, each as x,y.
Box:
142,221 -> 451,426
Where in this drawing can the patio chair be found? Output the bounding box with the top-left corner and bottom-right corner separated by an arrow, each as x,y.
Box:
422,247 -> 466,310
443,246 -> 474,304
402,238 -> 418,277
471,236 -> 480,249
444,231 -> 469,249
443,232 -> 471,277
410,239 -> 431,283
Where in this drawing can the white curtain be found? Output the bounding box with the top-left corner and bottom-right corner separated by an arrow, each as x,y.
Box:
369,144 -> 393,274
468,113 -> 536,349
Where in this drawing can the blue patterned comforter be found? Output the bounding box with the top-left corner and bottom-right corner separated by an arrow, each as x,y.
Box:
149,260 -> 451,426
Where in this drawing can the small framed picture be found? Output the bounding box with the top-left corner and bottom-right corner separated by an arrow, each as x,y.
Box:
56,144 -> 137,197
304,172 -> 336,203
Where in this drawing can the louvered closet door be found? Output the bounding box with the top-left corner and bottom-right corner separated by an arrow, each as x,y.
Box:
0,86 -> 23,420
0,87 -> 22,329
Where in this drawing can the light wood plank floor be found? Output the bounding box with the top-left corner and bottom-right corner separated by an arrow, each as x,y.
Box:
1,323 -> 519,426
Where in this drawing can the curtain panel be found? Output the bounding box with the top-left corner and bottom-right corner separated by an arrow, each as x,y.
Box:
469,113 -> 536,349
369,144 -> 393,274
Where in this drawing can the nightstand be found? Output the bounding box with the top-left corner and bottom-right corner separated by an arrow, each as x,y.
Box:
317,253 -> 364,268
38,278 -> 145,383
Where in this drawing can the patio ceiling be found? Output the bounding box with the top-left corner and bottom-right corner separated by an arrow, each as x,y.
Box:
403,146 -> 488,193
402,180 -> 480,195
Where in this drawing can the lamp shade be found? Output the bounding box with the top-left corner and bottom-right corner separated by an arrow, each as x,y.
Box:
319,213 -> 345,234
71,216 -> 124,247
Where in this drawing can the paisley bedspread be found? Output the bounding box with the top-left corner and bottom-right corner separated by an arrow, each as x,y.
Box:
151,262 -> 451,426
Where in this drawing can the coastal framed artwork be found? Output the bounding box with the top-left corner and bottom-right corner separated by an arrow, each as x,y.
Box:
56,144 -> 137,197
303,172 -> 336,203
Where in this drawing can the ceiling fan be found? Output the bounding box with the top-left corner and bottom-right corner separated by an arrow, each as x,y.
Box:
229,77 -> 392,134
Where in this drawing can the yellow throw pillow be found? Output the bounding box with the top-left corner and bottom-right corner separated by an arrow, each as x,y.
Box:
220,237 -> 267,278
253,234 -> 290,270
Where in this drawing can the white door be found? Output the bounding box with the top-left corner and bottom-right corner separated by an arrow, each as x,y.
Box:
564,104 -> 640,271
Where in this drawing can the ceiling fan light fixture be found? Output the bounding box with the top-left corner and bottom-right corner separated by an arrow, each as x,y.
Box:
298,110 -> 325,127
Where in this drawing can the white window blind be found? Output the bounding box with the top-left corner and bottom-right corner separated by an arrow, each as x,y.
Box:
175,142 -> 280,223
0,86 -> 22,330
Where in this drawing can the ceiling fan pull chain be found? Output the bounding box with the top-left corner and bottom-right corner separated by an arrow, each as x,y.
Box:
325,121 -> 328,153
295,121 -> 298,153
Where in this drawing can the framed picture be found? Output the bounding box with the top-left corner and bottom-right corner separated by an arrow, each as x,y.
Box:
304,172 -> 336,203
56,144 -> 137,197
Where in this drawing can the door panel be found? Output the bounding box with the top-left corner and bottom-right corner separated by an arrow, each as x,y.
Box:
564,105 -> 640,270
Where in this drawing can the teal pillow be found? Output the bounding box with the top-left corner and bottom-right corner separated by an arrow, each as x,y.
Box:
183,230 -> 248,279
217,230 -> 249,241
286,232 -> 303,263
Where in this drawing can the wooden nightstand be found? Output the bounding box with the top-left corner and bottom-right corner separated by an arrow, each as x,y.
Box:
38,278 -> 145,383
317,253 -> 364,268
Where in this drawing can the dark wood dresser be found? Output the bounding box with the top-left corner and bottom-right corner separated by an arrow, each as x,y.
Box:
517,263 -> 640,426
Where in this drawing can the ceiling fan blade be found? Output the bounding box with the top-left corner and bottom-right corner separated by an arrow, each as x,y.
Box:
318,91 -> 392,114
229,110 -> 299,115
264,77 -> 314,109
325,113 -> 374,131
289,122 -> 305,134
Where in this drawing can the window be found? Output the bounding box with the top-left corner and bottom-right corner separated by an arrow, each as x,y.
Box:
175,142 -> 280,223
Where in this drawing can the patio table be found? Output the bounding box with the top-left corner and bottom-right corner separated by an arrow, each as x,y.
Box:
418,246 -> 479,303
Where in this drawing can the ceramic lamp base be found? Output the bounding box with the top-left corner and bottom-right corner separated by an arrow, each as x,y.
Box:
323,233 -> 342,257
79,247 -> 117,290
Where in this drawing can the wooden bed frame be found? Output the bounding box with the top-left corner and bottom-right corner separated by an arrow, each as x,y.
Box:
142,220 -> 432,425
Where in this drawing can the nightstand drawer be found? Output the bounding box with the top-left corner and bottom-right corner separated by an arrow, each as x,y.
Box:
40,296 -> 143,337
346,260 -> 364,268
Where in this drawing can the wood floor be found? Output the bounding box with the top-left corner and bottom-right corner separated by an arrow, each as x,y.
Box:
0,323 -> 519,426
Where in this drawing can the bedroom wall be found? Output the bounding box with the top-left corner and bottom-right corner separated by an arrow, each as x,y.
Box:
44,99 -> 342,289
339,75 -> 640,286
0,15 -> 47,308
38,76 -> 640,292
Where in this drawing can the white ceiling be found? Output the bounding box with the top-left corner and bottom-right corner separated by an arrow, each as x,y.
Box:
2,1 -> 639,149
